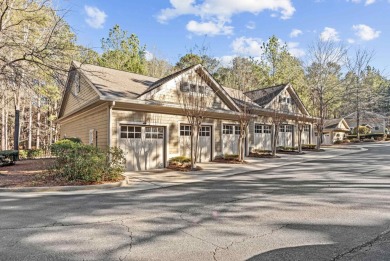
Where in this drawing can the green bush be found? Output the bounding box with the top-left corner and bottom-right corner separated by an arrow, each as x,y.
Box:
169,156 -> 191,164
302,144 -> 316,150
334,140 -> 343,144
28,149 -> 44,159
50,140 -> 125,182
224,154 -> 239,160
19,150 -> 28,160
352,126 -> 371,135
63,137 -> 82,143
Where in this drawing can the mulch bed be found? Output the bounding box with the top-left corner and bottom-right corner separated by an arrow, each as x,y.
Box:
167,163 -> 203,171
276,150 -> 306,155
248,152 -> 281,158
0,158 -> 123,188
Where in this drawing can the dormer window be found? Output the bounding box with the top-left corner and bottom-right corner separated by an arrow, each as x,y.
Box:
180,82 -> 190,92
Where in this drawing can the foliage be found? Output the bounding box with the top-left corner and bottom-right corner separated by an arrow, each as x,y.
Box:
169,156 -> 191,164
99,24 -> 147,74
352,126 -> 371,135
334,140 -> 343,144
224,154 -> 239,160
302,144 -> 317,150
17,149 -> 43,159
50,140 -> 125,182
63,137 -> 82,144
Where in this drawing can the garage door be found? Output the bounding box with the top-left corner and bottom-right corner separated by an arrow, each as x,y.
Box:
278,125 -> 294,147
119,125 -> 165,171
222,124 -> 240,155
179,125 -> 212,162
254,124 -> 272,150
302,125 -> 311,145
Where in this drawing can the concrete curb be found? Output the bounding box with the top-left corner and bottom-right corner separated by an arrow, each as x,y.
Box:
0,176 -> 128,192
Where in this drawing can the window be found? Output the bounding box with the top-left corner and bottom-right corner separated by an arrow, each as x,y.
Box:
304,125 -> 310,132
180,125 -> 191,136
120,126 -> 141,139
235,126 -> 241,135
180,82 -> 190,92
89,129 -> 94,145
280,125 -> 293,133
255,124 -> 271,134
374,126 -> 379,130
223,124 -> 234,134
200,126 -> 211,136
146,127 -> 164,139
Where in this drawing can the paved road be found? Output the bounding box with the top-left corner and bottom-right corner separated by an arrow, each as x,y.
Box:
1,144 -> 390,261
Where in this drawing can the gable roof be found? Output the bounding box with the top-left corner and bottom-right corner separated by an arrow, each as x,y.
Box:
73,61 -> 158,99
324,118 -> 349,130
244,84 -> 286,106
344,110 -> 387,120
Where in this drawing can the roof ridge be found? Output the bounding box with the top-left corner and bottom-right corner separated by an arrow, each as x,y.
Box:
244,83 -> 288,94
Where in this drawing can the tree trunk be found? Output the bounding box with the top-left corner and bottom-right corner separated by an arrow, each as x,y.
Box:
298,128 -> 303,153
28,99 -> 32,149
5,108 -> 8,149
13,105 -> 20,151
272,124 -> 278,156
356,110 -> 360,141
1,96 -> 5,150
36,96 -> 41,149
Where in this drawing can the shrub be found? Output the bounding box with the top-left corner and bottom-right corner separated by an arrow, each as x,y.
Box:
351,138 -> 360,143
50,140 -> 125,182
302,144 -> 316,150
169,156 -> 191,164
363,138 -> 375,142
343,139 -> 351,143
63,137 -> 82,143
334,140 -> 343,144
252,149 -> 272,154
352,126 -> 371,135
27,149 -> 44,159
19,150 -> 28,160
224,154 -> 239,160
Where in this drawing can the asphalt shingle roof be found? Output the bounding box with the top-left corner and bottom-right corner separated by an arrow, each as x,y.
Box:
244,84 -> 287,107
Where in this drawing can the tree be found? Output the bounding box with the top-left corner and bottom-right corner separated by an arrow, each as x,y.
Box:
99,24 -> 147,74
176,67 -> 212,170
306,40 -> 346,149
345,49 -> 374,140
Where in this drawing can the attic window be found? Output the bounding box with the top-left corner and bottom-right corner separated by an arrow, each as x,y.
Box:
180,81 -> 207,94
180,82 -> 190,92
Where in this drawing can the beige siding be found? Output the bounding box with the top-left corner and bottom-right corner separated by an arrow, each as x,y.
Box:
62,73 -> 100,117
59,105 -> 109,149
111,110 -> 239,159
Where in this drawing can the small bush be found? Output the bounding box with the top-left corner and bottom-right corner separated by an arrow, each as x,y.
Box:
27,149 -> 44,159
302,144 -> 316,150
169,156 -> 191,164
351,138 -> 360,143
224,154 -> 239,160
19,150 -> 28,160
50,140 -> 125,182
334,140 -> 343,144
63,137 -> 82,143
343,139 -> 351,143
363,138 -> 375,142
252,149 -> 272,154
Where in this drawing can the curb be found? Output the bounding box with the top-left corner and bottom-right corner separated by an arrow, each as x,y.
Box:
0,176 -> 129,193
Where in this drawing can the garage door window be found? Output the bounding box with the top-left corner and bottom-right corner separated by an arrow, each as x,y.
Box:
121,126 -> 141,138
223,124 -> 234,134
200,126 -> 211,136
255,124 -> 271,134
180,125 -> 192,136
146,127 -> 164,139
304,125 -> 310,132
280,125 -> 293,133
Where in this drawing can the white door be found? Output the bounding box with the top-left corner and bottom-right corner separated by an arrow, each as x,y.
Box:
279,125 -> 293,147
179,125 -> 212,162
119,125 -> 165,171
254,124 -> 272,150
222,124 -> 240,155
322,133 -> 331,145
302,125 -> 310,145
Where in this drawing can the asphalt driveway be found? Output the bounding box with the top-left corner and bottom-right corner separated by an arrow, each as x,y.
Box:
0,144 -> 389,260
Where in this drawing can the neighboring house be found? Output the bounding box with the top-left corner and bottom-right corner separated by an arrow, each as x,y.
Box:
344,111 -> 387,135
58,62 -> 315,171
321,118 -> 350,145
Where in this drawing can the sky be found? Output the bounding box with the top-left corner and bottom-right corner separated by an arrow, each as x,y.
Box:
60,0 -> 390,73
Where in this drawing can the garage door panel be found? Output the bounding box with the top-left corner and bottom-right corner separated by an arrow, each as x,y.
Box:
254,124 -> 272,150
179,125 -> 212,162
119,125 -> 165,171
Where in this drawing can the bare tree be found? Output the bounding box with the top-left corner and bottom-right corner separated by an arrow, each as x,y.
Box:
306,40 -> 346,149
177,66 -> 212,170
345,49 -> 374,140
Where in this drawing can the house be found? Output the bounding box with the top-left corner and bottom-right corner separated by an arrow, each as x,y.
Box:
344,111 -> 387,135
322,118 -> 350,145
58,62 -> 315,171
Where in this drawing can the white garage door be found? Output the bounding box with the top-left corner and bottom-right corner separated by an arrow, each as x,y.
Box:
278,125 -> 294,147
179,125 -> 212,162
254,124 -> 272,150
222,124 -> 240,155
302,125 -> 310,145
119,125 -> 165,171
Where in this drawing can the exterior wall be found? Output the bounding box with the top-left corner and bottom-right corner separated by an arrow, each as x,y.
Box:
265,88 -> 301,114
62,72 -> 100,117
111,110 -> 240,163
59,104 -> 109,149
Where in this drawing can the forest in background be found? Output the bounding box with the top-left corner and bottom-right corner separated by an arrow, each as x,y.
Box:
1,0 -> 389,153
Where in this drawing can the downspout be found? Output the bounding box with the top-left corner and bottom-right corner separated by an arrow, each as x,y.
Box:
108,101 -> 115,148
